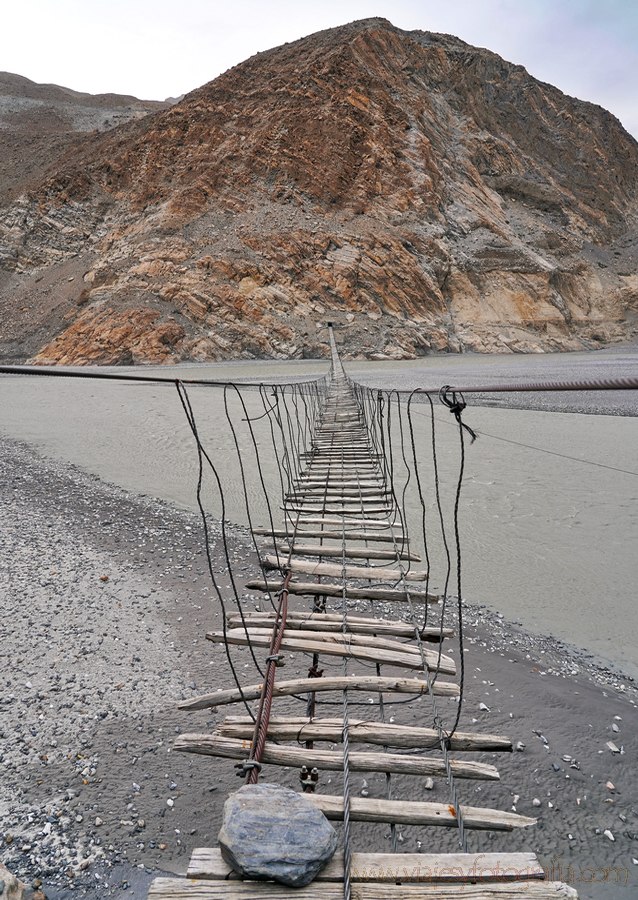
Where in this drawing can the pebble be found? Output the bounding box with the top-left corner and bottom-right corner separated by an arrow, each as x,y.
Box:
603,829 -> 615,841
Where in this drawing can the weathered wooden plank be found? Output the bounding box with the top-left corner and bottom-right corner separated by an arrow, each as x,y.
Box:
308,455 -> 375,460
287,490 -> 391,500
307,451 -> 376,457
219,717 -> 512,752
226,612 -> 449,639
284,505 -> 394,516
150,880 -> 576,898
252,529 -> 402,543
222,626 -> 450,664
290,482 -> 388,491
303,461 -> 380,467
149,878 -> 578,898
179,674 -> 459,711
206,630 -> 454,673
287,516 -> 402,529
187,849 -> 545,883
174,734 -> 500,781
275,544 -> 420,562
309,795 -> 535,831
296,479 -> 384,487
301,473 -> 382,479
262,555 -> 426,582
290,481 -> 392,492
245,579 -> 439,604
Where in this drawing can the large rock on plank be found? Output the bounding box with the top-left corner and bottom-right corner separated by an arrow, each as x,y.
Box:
218,783 -> 338,887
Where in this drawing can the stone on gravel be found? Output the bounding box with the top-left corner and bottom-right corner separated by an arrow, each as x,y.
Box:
0,863 -> 26,900
218,784 -> 337,887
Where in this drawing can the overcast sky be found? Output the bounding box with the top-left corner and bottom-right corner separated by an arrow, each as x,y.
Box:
3,0 -> 637,137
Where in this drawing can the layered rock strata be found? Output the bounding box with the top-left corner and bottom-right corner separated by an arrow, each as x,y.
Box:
0,19 -> 636,363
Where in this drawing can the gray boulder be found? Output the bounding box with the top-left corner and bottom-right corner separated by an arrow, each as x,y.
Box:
218,783 -> 338,887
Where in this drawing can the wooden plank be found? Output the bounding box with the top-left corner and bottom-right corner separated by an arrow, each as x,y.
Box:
309,795 -> 535,831
262,555 -> 426,582
148,879 -> 578,898
245,580 -> 439,604
226,612 -> 450,639
206,630 -> 454,673
287,490 -> 391,499
252,529 -> 403,543
219,717 -> 512,752
187,849 -> 545,883
302,463 -> 381,469
290,483 -> 388,491
178,674 -> 460,711
302,469 -> 381,474
224,626 -> 449,663
301,452 -> 378,458
284,506 -> 394,516
174,734 -> 500,781
296,479 -> 384,487
289,488 -> 390,497
305,458 -> 379,464
275,544 -> 420,562
214,625 -> 449,665
288,517 -> 402,529
308,450 -> 374,456
286,504 -> 394,514
295,483 -> 386,491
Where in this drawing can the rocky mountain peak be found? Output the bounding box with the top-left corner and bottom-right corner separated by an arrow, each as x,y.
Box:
0,20 -> 636,363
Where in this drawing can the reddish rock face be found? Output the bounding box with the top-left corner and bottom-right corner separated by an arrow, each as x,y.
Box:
1,18 -> 637,364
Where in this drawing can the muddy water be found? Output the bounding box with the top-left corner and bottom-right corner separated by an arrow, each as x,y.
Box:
1,353 -> 636,679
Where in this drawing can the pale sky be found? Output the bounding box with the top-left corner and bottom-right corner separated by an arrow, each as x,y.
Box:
3,0 -> 637,138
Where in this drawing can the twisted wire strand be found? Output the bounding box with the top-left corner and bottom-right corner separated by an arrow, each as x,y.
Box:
174,381 -> 258,718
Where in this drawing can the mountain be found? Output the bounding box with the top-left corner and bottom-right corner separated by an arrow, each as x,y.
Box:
0,72 -> 169,208
0,19 -> 636,364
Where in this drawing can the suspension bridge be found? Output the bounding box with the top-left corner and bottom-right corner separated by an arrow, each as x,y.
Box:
2,334 -> 636,897
140,329 -> 579,899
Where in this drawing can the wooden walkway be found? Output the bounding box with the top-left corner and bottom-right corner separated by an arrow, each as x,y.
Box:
148,349 -> 577,898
